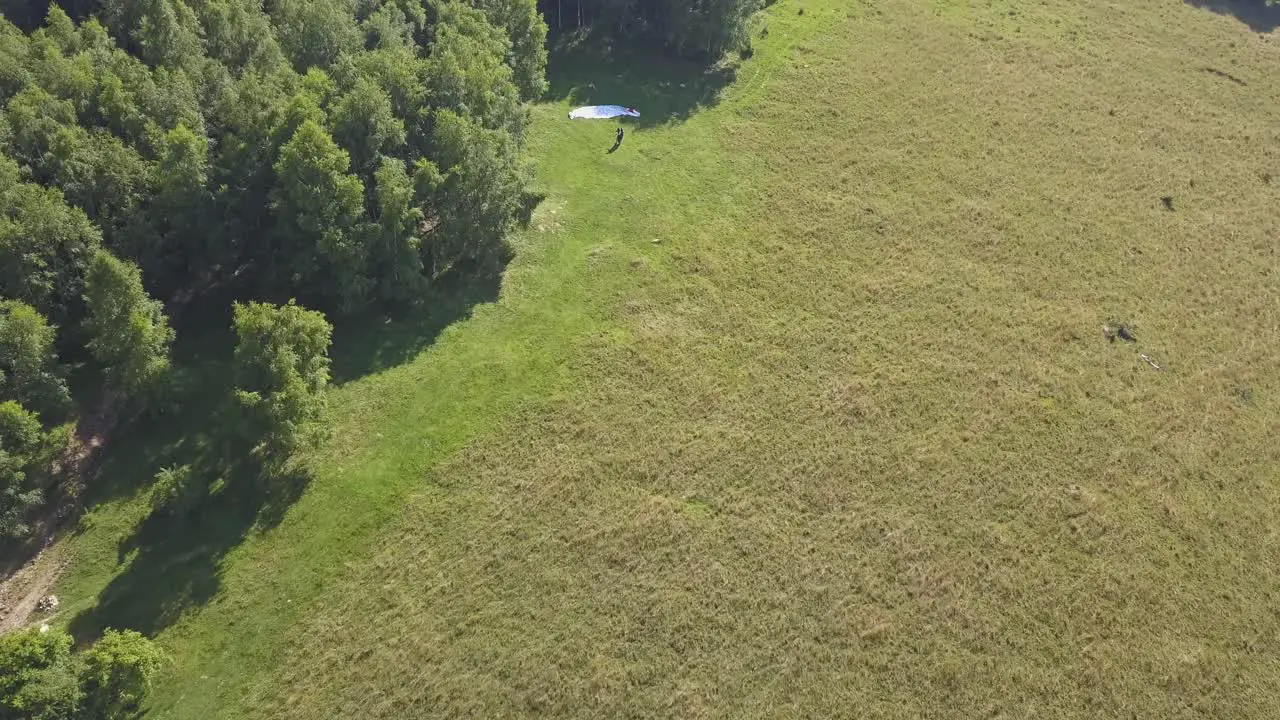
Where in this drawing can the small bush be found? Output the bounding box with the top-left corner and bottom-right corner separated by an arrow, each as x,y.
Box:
78,630 -> 167,720
149,464 -> 203,518
0,628 -> 79,720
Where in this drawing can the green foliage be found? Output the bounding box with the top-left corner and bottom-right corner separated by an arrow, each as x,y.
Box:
191,0 -> 284,71
420,109 -> 524,272
1,627 -> 166,720
0,400 -> 44,539
0,627 -> 166,720
77,629 -> 166,719
424,1 -> 525,138
0,476 -> 41,539
270,119 -> 368,309
368,156 -> 424,303
0,302 -> 59,405
82,249 -> 174,399
272,0 -> 362,71
346,45 -> 426,128
360,0 -> 421,50
30,1 -> 1280,717
329,76 -> 405,175
0,399 -> 41,451
0,627 -> 79,720
561,0 -> 763,57
0,0 -> 545,320
232,300 -> 332,463
0,399 -> 68,541
6,661 -> 80,720
140,122 -> 211,291
131,0 -> 206,70
0,0 -> 559,627
470,0 -> 549,100
0,300 -> 69,418
147,463 -> 202,517
0,302 -> 71,540
0,155 -> 102,324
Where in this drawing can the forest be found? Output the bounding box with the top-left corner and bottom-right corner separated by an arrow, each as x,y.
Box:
0,0 -> 759,716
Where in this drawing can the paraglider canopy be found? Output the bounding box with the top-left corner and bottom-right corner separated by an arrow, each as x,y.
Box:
569,105 -> 641,120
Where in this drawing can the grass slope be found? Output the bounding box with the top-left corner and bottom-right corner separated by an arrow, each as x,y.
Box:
49,0 -> 1280,717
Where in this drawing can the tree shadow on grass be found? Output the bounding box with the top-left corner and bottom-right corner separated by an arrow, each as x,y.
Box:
73,341 -> 232,509
65,254 -> 506,637
68,456 -> 310,639
1186,0 -> 1280,32
66,318 -> 313,639
328,252 -> 515,385
59,219 -> 529,638
79,240 -> 524,497
545,31 -> 739,130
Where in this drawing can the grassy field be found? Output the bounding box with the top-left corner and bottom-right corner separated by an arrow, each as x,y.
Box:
40,0 -> 1280,716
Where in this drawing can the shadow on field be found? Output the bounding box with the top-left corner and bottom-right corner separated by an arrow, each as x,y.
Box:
67,330 -> 311,638
54,26 -> 732,643
68,461 -> 309,639
545,32 -> 738,130
1186,0 -> 1280,32
63,286 -> 492,638
61,200 -> 529,638
328,251 -> 514,384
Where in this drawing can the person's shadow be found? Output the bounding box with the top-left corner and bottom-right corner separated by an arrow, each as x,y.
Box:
607,141 -> 621,154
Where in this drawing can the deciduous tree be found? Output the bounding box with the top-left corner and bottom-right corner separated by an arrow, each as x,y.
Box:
0,300 -> 69,417
0,400 -> 46,539
82,249 -> 174,399
0,626 -> 80,719
232,300 -> 332,463
77,629 -> 166,720
270,119 -> 368,309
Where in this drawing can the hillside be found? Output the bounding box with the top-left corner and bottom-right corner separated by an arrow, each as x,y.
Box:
19,0 -> 1280,717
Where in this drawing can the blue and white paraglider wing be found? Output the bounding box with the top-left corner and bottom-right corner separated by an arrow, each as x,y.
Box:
568,105 -> 641,120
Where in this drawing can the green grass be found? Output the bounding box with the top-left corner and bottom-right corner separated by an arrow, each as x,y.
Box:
47,0 -> 1280,716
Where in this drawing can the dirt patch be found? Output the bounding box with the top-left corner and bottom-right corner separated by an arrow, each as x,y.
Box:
0,399 -> 111,634
0,545 -> 66,633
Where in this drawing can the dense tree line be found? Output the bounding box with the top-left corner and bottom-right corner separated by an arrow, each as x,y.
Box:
539,0 -> 763,57
0,0 -> 546,314
0,0 -> 547,542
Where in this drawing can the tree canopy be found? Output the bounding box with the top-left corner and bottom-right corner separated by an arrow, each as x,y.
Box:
0,399 -> 49,538
0,0 -> 551,542
232,300 -> 333,463
0,0 -> 547,316
0,626 -> 164,719
82,249 -> 174,400
541,0 -> 763,56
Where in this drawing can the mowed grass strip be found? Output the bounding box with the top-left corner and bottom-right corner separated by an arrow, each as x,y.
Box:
228,0 -> 1280,718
